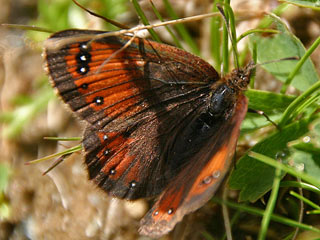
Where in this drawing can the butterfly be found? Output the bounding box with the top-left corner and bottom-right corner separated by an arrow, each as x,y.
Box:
44,29 -> 253,238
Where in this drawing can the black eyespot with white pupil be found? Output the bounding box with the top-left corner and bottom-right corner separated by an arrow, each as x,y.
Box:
129,181 -> 137,188
80,43 -> 88,49
94,96 -> 104,105
202,176 -> 212,184
167,208 -> 173,215
76,47 -> 91,75
109,168 -> 116,175
78,67 -> 88,74
81,83 -> 88,89
104,149 -> 109,156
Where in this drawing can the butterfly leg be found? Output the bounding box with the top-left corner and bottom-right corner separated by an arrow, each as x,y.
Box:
247,108 -> 280,130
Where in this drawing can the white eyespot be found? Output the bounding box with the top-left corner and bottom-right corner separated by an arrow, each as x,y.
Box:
202,176 -> 212,184
80,55 -> 87,61
212,171 -> 221,179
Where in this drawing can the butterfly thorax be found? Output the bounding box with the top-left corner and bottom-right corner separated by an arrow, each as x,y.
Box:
169,61 -> 254,155
167,79 -> 242,171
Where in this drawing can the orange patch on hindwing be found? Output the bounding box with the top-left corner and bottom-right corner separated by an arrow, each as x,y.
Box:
96,132 -> 137,181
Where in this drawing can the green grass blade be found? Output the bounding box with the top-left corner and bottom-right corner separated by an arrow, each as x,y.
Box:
249,152 -> 320,188
237,29 -> 279,43
211,197 -> 320,233
290,191 -> 320,210
210,2 -> 222,69
281,36 -> 320,93
162,0 -> 199,55
26,144 -> 82,165
280,181 -> 320,194
258,166 -> 282,240
131,0 -> 161,42
43,137 -> 82,141
149,0 -> 183,49
279,81 -> 320,128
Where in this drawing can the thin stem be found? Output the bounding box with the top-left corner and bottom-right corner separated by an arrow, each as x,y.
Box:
249,152 -> 320,189
131,0 -> 161,42
281,36 -> 320,93
258,165 -> 282,240
211,197 -> 320,233
278,81 -> 320,128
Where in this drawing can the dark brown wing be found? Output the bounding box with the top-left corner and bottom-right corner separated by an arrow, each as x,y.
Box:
139,95 -> 248,238
44,29 -> 220,200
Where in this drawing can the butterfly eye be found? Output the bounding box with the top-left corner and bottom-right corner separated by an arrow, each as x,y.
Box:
153,211 -> 159,216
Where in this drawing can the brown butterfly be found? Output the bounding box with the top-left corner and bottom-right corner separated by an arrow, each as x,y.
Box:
44,29 -> 253,238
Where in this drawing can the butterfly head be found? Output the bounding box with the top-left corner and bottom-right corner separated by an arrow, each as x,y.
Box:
227,60 -> 255,91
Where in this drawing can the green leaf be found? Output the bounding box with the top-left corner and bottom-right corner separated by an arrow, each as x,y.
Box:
241,113 -> 281,133
229,117 -> 313,202
249,15 -> 319,92
249,151 -> 320,189
246,89 -> 296,114
291,150 -> 320,180
280,0 -> 320,10
241,89 -> 295,132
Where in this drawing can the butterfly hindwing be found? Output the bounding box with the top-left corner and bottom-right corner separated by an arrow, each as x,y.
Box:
139,95 -> 248,238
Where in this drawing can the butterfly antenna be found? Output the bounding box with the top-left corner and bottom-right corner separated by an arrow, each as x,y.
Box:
254,56 -> 299,68
247,109 -> 280,130
72,0 -> 130,29
217,5 -> 240,69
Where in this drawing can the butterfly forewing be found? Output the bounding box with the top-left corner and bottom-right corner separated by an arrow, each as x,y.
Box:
45,30 -> 221,200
